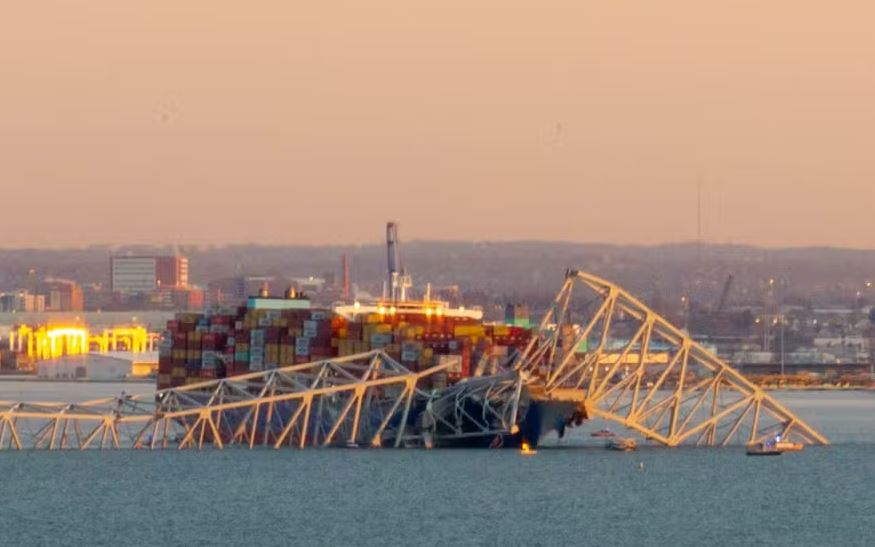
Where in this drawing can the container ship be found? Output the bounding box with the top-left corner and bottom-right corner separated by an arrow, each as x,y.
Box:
156,223 -> 575,448
157,295 -> 531,392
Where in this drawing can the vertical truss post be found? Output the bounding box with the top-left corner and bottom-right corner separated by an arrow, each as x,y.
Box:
394,378 -> 417,448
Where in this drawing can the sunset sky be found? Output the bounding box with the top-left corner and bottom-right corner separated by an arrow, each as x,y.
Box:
2,1 -> 873,248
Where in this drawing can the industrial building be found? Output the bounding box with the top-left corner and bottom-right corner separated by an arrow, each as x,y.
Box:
36,351 -> 158,381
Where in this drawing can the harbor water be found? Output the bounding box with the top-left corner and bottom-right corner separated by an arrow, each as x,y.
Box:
0,383 -> 872,546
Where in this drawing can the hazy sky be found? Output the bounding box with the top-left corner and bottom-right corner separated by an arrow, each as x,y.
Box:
2,1 -> 873,248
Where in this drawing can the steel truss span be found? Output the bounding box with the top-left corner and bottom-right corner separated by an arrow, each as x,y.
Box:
419,372 -> 526,447
516,270 -> 829,447
0,270 -> 828,451
0,351 -> 448,451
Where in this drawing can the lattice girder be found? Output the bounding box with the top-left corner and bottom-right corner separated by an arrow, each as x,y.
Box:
0,351 -> 448,450
517,270 -> 828,447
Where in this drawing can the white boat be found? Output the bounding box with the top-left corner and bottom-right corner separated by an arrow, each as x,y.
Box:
606,438 -> 637,451
746,434 -> 803,456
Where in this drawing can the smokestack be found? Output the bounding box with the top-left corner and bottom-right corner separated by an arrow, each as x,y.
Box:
386,222 -> 399,300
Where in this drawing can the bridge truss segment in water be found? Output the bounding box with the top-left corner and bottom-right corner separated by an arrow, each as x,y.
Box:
0,351 -> 452,450
515,270 -> 829,447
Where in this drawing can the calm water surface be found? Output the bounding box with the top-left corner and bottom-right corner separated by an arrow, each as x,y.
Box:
0,382 -> 872,546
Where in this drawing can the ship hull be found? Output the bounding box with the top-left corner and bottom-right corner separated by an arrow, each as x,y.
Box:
429,398 -> 582,449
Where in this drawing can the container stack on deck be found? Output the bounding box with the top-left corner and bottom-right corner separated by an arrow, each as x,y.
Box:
158,298 -> 531,390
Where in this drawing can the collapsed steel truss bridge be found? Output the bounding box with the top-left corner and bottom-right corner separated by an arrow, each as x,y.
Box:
0,271 -> 827,450
515,270 -> 828,447
0,351 -> 449,450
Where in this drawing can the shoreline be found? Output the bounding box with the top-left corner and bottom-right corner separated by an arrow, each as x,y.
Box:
0,374 -> 154,384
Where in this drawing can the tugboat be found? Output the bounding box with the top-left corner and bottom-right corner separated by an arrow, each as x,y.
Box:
606,437 -> 637,451
746,434 -> 801,456
591,428 -> 616,438
746,442 -> 782,456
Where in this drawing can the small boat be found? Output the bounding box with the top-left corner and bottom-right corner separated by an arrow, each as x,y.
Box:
774,440 -> 804,452
606,438 -> 637,451
746,443 -> 782,456
746,434 -> 802,456
591,429 -> 616,438
520,441 -> 537,456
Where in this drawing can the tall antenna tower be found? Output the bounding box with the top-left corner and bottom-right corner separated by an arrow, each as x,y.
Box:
697,179 -> 702,245
341,253 -> 350,301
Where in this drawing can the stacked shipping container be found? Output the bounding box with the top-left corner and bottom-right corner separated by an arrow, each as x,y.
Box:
157,301 -> 531,390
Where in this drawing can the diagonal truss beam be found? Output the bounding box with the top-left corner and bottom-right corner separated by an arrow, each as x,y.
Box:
0,350 -> 450,451
518,270 -> 828,447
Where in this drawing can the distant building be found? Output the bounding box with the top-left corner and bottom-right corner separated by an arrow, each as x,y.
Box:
0,290 -> 46,312
155,256 -> 189,289
44,279 -> 84,312
111,255 -> 189,294
207,277 -> 242,307
81,283 -> 115,311
36,352 -> 158,381
169,287 -> 205,310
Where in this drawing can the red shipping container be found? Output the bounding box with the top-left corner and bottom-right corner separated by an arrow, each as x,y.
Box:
461,344 -> 471,378
158,355 -> 173,374
202,333 -> 215,351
